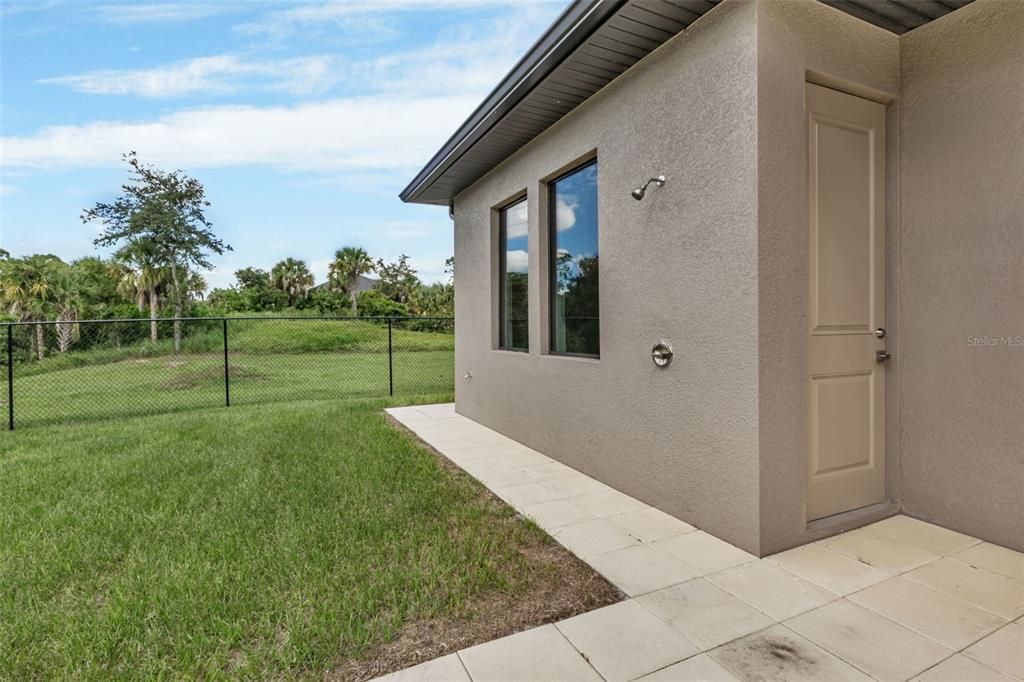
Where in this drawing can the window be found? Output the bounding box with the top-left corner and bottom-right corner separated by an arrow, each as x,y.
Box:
549,160 -> 599,357
499,196 -> 529,351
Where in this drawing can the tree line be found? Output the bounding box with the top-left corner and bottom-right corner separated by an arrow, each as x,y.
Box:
0,153 -> 453,361
206,250 -> 454,321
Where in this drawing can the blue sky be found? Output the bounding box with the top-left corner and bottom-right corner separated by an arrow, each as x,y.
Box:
0,0 -> 566,287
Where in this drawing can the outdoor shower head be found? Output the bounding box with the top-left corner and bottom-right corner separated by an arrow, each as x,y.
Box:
632,175 -> 666,201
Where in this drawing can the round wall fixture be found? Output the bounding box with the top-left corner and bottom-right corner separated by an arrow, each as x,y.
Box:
651,340 -> 673,368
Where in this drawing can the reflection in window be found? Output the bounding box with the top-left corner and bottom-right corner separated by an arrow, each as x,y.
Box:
550,161 -> 599,356
499,197 -> 529,350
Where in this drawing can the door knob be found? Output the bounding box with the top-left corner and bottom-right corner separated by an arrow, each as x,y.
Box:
875,328 -> 887,339
876,351 -> 891,363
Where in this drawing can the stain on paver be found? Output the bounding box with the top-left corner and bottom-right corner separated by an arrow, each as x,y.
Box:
766,640 -> 807,663
708,625 -> 871,682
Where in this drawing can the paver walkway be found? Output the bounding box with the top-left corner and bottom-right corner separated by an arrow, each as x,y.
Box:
379,404 -> 1024,682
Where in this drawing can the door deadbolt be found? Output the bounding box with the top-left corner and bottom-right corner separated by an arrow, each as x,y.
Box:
875,328 -> 887,338
652,340 -> 673,368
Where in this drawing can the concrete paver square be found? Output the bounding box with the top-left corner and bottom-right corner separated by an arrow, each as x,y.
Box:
458,624 -> 602,682
556,600 -> 698,682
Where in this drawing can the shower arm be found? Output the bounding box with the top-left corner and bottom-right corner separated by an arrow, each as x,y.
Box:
632,175 -> 666,200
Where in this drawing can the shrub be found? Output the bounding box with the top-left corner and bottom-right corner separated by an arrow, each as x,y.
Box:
306,288 -> 351,316
357,290 -> 409,318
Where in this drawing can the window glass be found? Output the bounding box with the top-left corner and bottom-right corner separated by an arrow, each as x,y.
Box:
550,161 -> 599,356
499,197 -> 529,350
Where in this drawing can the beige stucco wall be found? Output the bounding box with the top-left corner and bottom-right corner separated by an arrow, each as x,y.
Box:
755,0 -> 900,555
449,0 -> 1022,556
453,0 -> 764,553
897,0 -> 1024,552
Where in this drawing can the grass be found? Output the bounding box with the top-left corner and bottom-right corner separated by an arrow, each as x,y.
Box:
3,319 -> 454,428
9,351 -> 454,428
11,317 -> 453,379
0,397 -> 615,680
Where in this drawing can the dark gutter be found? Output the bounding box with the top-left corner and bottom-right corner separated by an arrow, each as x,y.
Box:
399,0 -> 626,204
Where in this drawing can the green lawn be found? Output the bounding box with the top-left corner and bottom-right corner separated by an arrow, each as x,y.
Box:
3,318 -> 454,428
0,398 -> 562,679
8,350 -> 453,428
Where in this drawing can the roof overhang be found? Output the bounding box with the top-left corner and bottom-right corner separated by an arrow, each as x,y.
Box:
401,0 -> 973,206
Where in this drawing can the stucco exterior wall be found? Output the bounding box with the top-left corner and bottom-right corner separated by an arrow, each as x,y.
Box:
755,0 -> 900,555
897,0 -> 1024,552
449,0 -> 1021,556
452,0 -> 764,553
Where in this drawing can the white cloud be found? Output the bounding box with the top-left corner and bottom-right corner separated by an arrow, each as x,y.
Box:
0,183 -> 16,195
42,6 -> 555,101
0,2 -> 234,29
404,254 -> 449,284
9,6 -> 564,174
39,42 -> 517,101
203,262 -> 243,290
0,94 -> 480,172
92,3 -> 228,25
361,48 -> 521,99
275,0 -> 543,20
505,200 -> 528,239
40,55 -> 341,98
239,0 -> 560,36
6,2 -> 566,194
555,196 -> 576,231
309,258 -> 335,287
505,249 -> 528,274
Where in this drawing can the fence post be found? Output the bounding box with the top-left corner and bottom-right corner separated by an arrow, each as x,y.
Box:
387,318 -> 394,397
223,318 -> 230,407
6,325 -> 13,431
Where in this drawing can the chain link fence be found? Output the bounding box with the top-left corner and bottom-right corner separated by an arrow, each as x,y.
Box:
1,316 -> 454,430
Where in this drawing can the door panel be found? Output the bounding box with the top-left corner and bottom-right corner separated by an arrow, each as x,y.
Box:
813,122 -> 872,332
811,373 -> 874,473
806,83 -> 887,521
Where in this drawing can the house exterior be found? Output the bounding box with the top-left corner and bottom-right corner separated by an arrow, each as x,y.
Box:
309,274 -> 378,297
401,0 -> 1023,557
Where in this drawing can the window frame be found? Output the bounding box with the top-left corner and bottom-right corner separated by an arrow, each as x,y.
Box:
548,158 -> 600,359
497,193 -> 530,352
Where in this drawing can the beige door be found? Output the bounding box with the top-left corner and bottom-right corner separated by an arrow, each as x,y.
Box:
806,83 -> 887,521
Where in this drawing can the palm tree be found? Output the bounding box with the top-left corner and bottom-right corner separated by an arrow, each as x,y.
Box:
270,258 -> 314,307
53,266 -> 82,354
328,247 -> 374,316
184,270 -> 207,302
73,256 -> 122,320
114,239 -> 168,343
0,254 -> 62,360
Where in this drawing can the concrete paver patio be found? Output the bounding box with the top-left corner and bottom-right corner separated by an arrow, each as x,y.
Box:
379,404 -> 1024,682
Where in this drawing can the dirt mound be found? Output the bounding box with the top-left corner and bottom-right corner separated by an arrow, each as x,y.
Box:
159,364 -> 266,390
